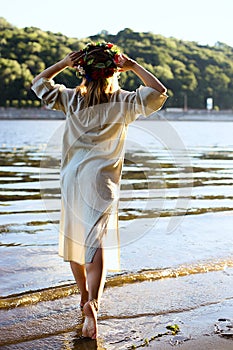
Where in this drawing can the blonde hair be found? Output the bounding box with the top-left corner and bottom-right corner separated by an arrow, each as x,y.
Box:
76,74 -> 119,108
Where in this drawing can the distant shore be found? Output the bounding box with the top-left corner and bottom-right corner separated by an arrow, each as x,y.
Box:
0,107 -> 233,121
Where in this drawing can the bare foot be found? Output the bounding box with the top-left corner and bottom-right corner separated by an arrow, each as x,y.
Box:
82,300 -> 98,339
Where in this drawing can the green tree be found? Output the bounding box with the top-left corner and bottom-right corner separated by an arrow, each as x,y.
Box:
0,20 -> 233,109
0,58 -> 33,105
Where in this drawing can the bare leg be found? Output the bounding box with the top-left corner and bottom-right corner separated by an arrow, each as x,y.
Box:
86,247 -> 106,301
82,247 -> 106,339
70,261 -> 88,308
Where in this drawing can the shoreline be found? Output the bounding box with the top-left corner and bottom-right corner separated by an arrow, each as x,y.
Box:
1,268 -> 233,349
0,107 -> 233,121
1,257 -> 233,309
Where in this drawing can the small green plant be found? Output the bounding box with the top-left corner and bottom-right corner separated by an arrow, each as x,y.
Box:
128,323 -> 181,349
166,323 -> 180,335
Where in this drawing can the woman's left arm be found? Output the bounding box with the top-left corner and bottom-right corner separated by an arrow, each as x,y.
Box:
116,54 -> 167,94
32,52 -> 80,85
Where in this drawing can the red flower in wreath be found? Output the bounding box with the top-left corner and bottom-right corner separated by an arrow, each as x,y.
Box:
113,54 -> 121,65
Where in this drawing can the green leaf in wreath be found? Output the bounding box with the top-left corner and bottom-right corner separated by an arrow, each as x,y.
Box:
87,58 -> 94,65
94,62 -> 106,68
105,60 -> 112,67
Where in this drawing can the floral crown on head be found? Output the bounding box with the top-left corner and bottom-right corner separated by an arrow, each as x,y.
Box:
74,42 -> 120,81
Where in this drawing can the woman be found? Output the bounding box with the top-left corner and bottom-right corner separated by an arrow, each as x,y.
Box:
32,42 -> 167,339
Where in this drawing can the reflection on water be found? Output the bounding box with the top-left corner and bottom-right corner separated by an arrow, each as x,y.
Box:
0,120 -> 233,299
71,337 -> 105,350
21,334 -> 107,350
1,119 -> 233,349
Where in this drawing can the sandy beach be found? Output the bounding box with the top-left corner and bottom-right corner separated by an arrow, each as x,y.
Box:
1,266 -> 233,349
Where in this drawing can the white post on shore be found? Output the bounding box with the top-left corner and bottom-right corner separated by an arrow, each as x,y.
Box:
206,97 -> 213,111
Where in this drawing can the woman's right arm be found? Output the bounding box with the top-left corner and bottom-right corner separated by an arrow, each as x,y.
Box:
32,52 -> 80,85
115,54 -> 167,94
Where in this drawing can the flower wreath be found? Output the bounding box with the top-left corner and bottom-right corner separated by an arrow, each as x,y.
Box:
74,42 -> 120,81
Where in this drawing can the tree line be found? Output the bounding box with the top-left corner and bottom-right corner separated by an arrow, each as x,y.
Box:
0,17 -> 233,110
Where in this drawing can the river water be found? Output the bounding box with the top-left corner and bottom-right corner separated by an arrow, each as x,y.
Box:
0,118 -> 233,347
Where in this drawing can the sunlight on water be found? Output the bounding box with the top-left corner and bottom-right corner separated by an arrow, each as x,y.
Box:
0,120 -> 233,299
0,257 -> 232,310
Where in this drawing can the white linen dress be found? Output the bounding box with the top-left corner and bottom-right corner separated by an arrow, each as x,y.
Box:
32,77 -> 167,271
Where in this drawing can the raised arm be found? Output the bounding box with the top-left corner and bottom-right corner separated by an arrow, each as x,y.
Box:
32,52 -> 81,85
115,54 -> 167,94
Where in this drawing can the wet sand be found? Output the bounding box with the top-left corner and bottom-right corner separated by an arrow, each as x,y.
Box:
1,268 -> 233,349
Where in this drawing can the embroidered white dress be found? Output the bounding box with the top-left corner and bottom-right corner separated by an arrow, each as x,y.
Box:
32,78 -> 167,270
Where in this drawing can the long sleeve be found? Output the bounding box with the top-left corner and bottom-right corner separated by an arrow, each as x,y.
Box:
31,77 -> 73,113
120,86 -> 168,124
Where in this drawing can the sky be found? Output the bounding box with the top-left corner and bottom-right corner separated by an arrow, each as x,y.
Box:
1,0 -> 233,47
